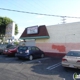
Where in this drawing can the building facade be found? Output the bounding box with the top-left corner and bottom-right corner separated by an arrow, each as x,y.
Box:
20,22 -> 80,57
5,22 -> 15,42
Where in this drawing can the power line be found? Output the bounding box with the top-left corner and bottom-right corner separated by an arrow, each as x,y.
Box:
0,7 -> 80,19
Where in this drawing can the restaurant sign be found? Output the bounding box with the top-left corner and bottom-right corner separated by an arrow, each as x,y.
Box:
27,26 -> 38,34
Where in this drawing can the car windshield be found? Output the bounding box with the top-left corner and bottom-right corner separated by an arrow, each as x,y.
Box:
6,44 -> 13,48
66,51 -> 80,57
18,46 -> 28,50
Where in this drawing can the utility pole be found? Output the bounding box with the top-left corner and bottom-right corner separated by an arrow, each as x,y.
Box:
61,16 -> 66,24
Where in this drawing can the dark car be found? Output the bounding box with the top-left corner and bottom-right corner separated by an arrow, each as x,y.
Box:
15,46 -> 45,60
3,45 -> 18,56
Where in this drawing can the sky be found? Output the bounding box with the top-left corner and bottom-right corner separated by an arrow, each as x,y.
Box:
0,0 -> 80,39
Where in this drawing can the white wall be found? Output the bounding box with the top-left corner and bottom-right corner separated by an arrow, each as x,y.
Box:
46,22 -> 80,43
36,22 -> 80,53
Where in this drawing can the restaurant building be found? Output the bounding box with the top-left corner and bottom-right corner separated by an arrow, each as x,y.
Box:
20,22 -> 80,57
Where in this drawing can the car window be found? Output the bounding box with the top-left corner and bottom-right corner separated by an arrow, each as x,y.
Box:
66,51 -> 80,57
18,46 -> 28,50
28,47 -> 31,50
77,52 -> 80,57
31,47 -> 36,51
35,47 -> 40,51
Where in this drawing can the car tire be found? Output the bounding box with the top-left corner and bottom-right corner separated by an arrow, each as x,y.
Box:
29,55 -> 33,61
41,54 -> 44,58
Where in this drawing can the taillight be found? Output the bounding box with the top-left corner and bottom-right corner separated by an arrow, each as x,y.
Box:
62,58 -> 67,62
25,50 -> 29,53
77,60 -> 80,62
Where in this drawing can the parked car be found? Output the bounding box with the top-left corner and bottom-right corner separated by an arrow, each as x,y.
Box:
15,46 -> 45,60
0,44 -> 13,54
61,50 -> 80,69
3,45 -> 18,56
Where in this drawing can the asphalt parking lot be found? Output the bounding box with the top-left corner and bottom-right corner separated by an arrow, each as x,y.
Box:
0,55 -> 80,80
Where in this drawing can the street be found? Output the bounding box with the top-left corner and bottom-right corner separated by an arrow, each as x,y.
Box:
0,55 -> 79,80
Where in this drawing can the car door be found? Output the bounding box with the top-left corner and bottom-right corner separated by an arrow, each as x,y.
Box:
35,47 -> 42,57
31,47 -> 37,58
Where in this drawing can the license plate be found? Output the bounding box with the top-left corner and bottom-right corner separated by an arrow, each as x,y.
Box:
69,64 -> 74,68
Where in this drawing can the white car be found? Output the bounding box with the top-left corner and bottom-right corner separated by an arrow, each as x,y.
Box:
62,50 -> 80,69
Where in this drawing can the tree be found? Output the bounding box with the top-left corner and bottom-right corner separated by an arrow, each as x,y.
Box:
0,17 -> 12,37
0,16 -> 18,39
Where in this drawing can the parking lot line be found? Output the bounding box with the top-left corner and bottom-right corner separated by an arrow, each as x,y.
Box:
46,62 -> 61,70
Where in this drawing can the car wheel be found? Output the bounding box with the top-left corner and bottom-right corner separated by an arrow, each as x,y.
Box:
29,55 -> 33,60
41,54 -> 44,58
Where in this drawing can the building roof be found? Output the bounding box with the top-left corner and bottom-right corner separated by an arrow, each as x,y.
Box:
20,25 -> 50,39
